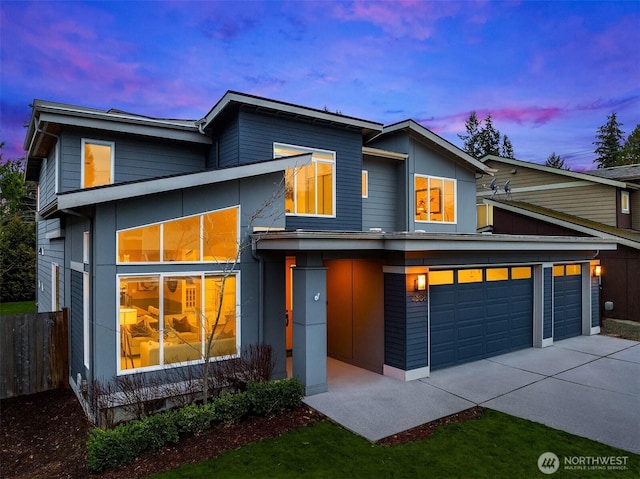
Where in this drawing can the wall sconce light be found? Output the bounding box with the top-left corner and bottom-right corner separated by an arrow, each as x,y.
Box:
415,274 -> 426,291
594,265 -> 602,277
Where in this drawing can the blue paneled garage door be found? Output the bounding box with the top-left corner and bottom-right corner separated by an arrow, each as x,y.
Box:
554,264 -> 582,340
430,266 -> 533,370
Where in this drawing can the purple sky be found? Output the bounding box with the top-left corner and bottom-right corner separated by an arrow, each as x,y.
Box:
2,1 -> 639,171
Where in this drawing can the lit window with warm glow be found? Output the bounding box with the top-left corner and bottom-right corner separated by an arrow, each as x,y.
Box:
415,174 -> 456,223
621,191 -> 630,214
274,143 -> 335,217
117,206 -> 239,264
82,139 -> 114,188
362,170 -> 368,198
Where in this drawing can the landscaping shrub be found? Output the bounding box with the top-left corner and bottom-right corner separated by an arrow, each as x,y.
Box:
87,377 -> 304,472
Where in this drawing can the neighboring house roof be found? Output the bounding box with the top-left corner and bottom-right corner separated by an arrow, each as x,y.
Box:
51,154 -> 310,214
480,155 -> 640,190
582,164 -> 640,183
196,90 -> 383,137
253,229 -> 616,253
486,199 -> 640,250
369,120 -> 492,174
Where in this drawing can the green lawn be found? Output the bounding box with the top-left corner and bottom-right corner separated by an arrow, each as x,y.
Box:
152,410 -> 638,478
0,301 -> 36,315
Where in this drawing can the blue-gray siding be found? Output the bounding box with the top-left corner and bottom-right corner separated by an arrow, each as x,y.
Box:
543,267 -> 553,339
58,131 -> 206,192
362,157 -> 401,232
216,109 -> 363,231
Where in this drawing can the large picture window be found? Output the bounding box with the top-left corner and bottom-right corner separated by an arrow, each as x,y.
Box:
118,273 -> 239,372
117,206 -> 239,264
82,139 -> 114,188
415,175 -> 456,223
274,143 -> 335,217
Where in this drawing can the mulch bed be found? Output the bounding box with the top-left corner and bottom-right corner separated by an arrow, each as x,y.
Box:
1,388 -> 483,479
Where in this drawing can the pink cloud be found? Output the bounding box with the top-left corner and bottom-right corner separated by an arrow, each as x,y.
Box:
332,0 -> 463,40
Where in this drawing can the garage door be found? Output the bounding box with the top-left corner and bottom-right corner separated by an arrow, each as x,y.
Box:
554,264 -> 582,340
430,266 -> 533,370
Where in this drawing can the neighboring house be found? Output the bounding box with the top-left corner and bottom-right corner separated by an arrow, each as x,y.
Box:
476,156 -> 640,321
24,92 -> 613,417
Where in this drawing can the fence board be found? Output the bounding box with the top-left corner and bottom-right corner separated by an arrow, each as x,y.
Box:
0,310 -> 68,399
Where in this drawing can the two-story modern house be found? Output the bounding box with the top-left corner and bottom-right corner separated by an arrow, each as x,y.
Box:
476,156 -> 640,321
24,91 -> 614,418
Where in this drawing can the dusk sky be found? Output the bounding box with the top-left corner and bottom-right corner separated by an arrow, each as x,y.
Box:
2,1 -> 639,171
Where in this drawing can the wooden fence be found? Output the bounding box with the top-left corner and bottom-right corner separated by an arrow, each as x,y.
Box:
0,310 -> 69,399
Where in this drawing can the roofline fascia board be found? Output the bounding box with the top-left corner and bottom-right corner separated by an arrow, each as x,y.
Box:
362,146 -> 408,160
35,111 -> 210,145
486,199 -> 640,250
253,231 -> 616,252
198,91 -> 383,132
482,155 -> 634,189
57,154 -> 311,210
373,120 -> 491,174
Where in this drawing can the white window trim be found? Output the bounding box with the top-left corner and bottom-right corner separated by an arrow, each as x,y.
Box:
116,270 -> 241,375
83,231 -> 90,264
362,170 -> 369,198
51,263 -> 59,311
274,142 -> 337,218
621,190 -> 630,214
414,174 -> 457,224
83,272 -> 90,369
54,141 -> 59,194
81,138 -> 115,188
116,205 -> 240,265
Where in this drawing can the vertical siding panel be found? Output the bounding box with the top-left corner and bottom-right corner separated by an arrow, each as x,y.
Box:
384,273 -> 407,369
543,267 -> 553,339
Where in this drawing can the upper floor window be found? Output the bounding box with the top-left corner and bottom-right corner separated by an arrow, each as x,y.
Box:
621,190 -> 630,214
82,139 -> 114,188
415,175 -> 456,223
274,143 -> 335,217
117,206 -> 239,264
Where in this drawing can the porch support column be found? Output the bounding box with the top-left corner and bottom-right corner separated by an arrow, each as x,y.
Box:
292,253 -> 328,396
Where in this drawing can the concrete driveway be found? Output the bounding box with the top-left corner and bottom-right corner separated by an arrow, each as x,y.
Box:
303,335 -> 640,454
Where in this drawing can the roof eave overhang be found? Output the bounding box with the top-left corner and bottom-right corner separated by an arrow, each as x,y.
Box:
487,199 -> 640,250
197,91 -> 383,136
253,231 -> 616,252
57,154 -> 311,210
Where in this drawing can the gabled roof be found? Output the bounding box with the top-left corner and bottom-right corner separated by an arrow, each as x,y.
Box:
582,164 -> 640,183
487,199 -> 640,250
481,155 -> 639,190
368,119 -> 492,174
196,90 -> 383,137
52,154 -> 310,214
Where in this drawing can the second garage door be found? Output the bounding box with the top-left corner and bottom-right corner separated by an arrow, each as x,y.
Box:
554,264 -> 583,340
430,266 -> 533,370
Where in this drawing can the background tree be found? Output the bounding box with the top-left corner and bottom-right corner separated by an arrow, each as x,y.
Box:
0,143 -> 36,302
620,124 -> 640,165
459,112 -> 515,159
593,112 -> 625,168
545,152 -> 569,170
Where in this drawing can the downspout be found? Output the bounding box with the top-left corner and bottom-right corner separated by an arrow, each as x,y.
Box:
250,234 -> 265,344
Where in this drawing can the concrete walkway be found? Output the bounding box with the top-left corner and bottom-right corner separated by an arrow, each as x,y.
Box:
303,335 -> 640,454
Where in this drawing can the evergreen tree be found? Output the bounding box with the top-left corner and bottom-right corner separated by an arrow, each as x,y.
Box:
593,112 -> 625,168
501,135 -> 515,159
545,152 -> 569,170
620,124 -> 640,165
458,111 -> 481,159
459,112 -> 516,159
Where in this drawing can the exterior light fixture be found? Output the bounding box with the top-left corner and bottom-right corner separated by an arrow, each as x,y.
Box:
415,274 -> 426,291
594,265 -> 602,277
